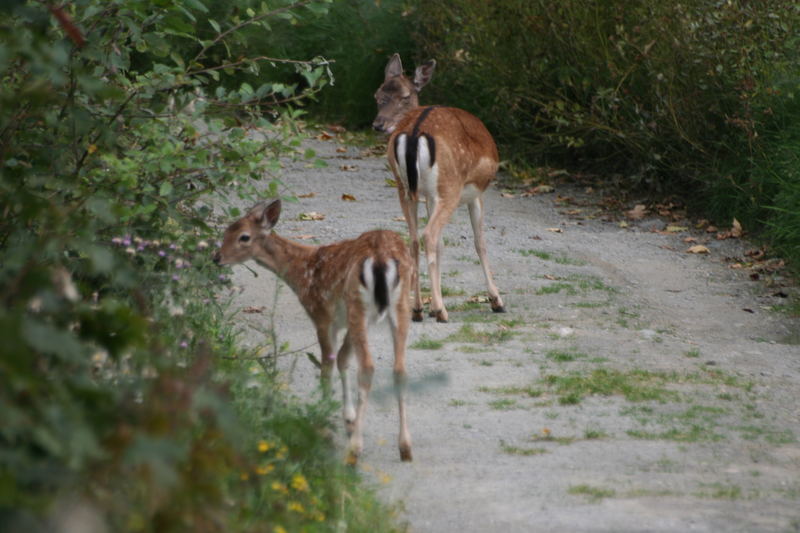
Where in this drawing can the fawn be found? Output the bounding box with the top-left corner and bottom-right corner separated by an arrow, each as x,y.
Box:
214,199 -> 413,462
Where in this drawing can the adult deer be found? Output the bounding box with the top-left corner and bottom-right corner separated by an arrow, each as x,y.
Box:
373,53 -> 505,323
214,200 -> 413,463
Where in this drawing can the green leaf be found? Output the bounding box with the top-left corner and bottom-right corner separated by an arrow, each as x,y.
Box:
159,182 -> 174,196
208,18 -> 220,33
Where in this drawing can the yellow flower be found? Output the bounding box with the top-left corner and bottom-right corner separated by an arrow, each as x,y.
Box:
256,464 -> 274,476
273,526 -> 287,533
240,472 -> 250,481
290,473 -> 309,492
312,510 -> 325,522
271,481 -> 288,494
287,501 -> 304,513
258,440 -> 271,453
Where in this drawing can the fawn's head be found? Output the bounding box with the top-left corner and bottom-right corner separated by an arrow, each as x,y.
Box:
214,199 -> 281,266
372,53 -> 436,134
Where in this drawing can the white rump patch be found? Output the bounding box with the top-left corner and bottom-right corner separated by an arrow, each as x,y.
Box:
395,134 -> 409,191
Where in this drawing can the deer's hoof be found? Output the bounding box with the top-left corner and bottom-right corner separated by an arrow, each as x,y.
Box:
490,296 -> 506,313
412,308 -> 424,322
399,445 -> 413,462
434,310 -> 448,323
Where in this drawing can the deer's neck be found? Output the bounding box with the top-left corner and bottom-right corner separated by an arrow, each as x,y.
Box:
254,233 -> 318,294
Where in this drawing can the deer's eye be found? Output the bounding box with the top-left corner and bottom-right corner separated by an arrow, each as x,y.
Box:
239,234 -> 250,243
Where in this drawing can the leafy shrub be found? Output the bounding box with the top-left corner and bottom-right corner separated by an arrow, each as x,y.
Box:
411,0 -> 800,267
232,0 -> 416,127
0,1 -> 400,530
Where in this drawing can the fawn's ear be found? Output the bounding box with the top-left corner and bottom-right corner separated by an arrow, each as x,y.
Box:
413,59 -> 436,91
384,53 -> 403,80
250,199 -> 281,229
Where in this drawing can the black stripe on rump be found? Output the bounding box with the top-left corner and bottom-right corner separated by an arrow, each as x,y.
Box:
399,106 -> 440,194
373,260 -> 390,314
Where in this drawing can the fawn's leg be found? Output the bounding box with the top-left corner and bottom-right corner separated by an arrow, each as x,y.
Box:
336,332 -> 356,434
389,294 -> 413,461
345,315 -> 373,464
399,189 -> 424,322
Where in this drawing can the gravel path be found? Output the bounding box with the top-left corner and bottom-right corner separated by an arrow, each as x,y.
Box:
224,134 -> 800,533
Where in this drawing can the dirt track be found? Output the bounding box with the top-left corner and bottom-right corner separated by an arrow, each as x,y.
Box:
225,134 -> 800,533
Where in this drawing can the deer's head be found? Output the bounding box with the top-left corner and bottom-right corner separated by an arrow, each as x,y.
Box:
214,199 -> 281,266
372,53 -> 436,134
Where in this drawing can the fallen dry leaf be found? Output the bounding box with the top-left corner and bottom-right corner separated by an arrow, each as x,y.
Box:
385,178 -> 397,187
683,236 -> 697,243
316,131 -> 333,141
392,216 -> 405,222
242,306 -> 265,314
619,221 -> 629,228
336,146 -> 348,153
326,124 -> 347,133
706,225 -> 718,233
468,295 -> 490,303
298,212 -> 325,221
546,227 -> 563,233
298,192 -> 316,199
686,245 -> 710,254
731,218 -> 743,238
543,274 -> 558,280
341,193 -> 357,202
501,192 -> 516,199
339,164 -> 358,172
665,225 -> 689,233
626,204 -> 647,220
296,234 -> 315,240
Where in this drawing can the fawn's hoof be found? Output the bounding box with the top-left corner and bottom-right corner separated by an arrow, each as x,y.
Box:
492,305 -> 507,313
434,309 -> 448,323
412,308 -> 424,322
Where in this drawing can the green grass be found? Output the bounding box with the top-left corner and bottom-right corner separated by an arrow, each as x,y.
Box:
500,441 -> 548,456
541,368 -> 680,405
489,398 -> 518,410
478,385 -> 544,398
685,349 -> 701,358
536,282 -> 578,296
445,324 -> 518,345
545,349 -> 587,362
567,484 -> 616,502
517,249 -> 587,266
410,336 -> 444,350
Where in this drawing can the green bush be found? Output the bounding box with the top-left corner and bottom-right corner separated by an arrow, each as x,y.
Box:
0,1 -> 401,530
232,0 -> 416,128
411,0 -> 800,267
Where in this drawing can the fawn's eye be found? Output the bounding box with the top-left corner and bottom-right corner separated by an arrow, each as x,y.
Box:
239,234 -> 250,243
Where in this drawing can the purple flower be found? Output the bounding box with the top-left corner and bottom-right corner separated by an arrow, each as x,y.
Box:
112,237 -> 123,245
218,274 -> 228,282
169,243 -> 177,250
172,274 -> 180,282
179,341 -> 188,349
158,250 -> 166,257
122,237 -> 132,246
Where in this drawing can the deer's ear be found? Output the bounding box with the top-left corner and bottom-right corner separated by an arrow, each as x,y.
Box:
384,53 -> 403,80
413,59 -> 436,90
251,199 -> 281,229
